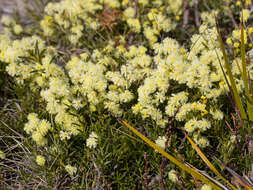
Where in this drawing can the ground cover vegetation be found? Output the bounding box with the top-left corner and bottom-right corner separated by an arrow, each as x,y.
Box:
0,0 -> 253,189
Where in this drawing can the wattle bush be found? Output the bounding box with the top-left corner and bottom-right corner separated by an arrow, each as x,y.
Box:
0,0 -> 252,189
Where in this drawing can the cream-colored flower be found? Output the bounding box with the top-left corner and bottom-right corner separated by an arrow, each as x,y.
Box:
201,184 -> 212,190
127,18 -> 141,33
155,136 -> 167,150
0,150 -> 5,159
124,7 -> 135,19
241,9 -> 251,22
13,24 -> 23,35
60,131 -> 71,141
36,155 -> 45,166
168,169 -> 178,183
86,132 -> 98,148
65,164 -> 77,176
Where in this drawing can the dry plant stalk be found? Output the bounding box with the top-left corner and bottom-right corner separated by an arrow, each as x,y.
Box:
98,4 -> 122,32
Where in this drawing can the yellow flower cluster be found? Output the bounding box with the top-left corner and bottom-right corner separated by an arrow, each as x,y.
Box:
41,0 -> 102,42
168,169 -> 178,183
155,136 -> 167,150
36,155 -> 46,166
86,132 -> 98,148
38,0 -> 188,47
0,35 -> 45,84
201,184 -> 212,190
1,15 -> 23,35
1,0 -> 253,157
24,113 -> 51,146
65,164 -> 77,177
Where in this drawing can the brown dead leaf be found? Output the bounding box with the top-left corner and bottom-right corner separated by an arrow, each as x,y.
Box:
98,4 -> 122,32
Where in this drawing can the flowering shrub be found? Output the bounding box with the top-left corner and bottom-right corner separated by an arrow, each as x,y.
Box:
0,0 -> 253,189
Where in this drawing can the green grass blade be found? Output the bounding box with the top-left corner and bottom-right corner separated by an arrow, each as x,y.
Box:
240,23 -> 253,121
120,119 -> 224,190
185,133 -> 237,190
234,57 -> 243,77
216,22 -> 248,120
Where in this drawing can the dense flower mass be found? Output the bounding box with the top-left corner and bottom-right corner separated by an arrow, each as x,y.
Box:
0,0 -> 253,188
0,0 -> 252,148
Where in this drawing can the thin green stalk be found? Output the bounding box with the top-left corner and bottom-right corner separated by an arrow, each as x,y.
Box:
216,22 -> 247,121
240,23 -> 253,121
